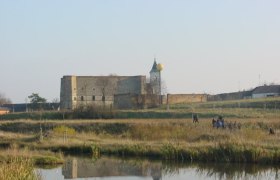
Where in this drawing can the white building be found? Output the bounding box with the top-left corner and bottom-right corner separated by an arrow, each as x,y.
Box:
252,85 -> 280,99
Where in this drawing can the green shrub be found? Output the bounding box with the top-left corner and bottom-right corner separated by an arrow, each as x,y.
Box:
53,125 -> 76,135
73,104 -> 115,119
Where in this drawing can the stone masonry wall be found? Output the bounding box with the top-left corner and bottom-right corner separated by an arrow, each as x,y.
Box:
60,75 -> 146,109
207,91 -> 252,101
165,94 -> 207,105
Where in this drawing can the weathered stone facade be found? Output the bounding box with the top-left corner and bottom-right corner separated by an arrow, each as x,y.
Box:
114,93 -> 161,109
207,91 -> 252,101
60,60 -> 165,110
59,60 -> 220,110
60,75 -> 146,109
164,94 -> 207,105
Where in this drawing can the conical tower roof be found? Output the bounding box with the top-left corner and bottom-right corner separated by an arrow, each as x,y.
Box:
150,59 -> 159,73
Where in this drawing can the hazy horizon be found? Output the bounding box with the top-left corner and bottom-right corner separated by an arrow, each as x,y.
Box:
1,1 -> 280,103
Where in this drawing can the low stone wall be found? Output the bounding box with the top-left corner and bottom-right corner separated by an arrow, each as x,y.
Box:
165,94 -> 207,105
207,91 -> 252,101
115,93 -> 209,109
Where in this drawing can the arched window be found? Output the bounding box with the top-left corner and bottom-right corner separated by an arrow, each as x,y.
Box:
81,96 -> 84,101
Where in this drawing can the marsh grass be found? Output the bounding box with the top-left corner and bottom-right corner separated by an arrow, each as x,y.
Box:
0,147 -> 64,166
1,116 -> 280,164
0,157 -> 40,180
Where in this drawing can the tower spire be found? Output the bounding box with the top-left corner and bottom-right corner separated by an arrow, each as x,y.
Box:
150,58 -> 158,73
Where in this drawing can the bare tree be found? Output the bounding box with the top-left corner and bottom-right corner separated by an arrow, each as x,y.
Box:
0,92 -> 11,106
52,98 -> 59,104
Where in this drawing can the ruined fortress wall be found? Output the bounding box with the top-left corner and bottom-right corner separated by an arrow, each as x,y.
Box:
166,94 -> 207,104
75,76 -> 146,99
60,75 -> 146,109
115,93 -> 208,109
114,94 -> 135,109
114,94 -> 161,109
207,91 -> 252,101
60,76 -> 77,109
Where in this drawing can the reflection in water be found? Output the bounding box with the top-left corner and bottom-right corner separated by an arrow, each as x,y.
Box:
194,163 -> 280,180
62,157 -> 162,180
39,156 -> 280,180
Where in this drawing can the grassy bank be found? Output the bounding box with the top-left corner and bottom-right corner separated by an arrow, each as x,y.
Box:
0,100 -> 280,165
1,97 -> 280,121
0,147 -> 62,180
34,141 -> 280,164
100,142 -> 280,164
1,107 -> 279,121
0,157 -> 40,180
0,116 -> 279,164
0,147 -> 64,166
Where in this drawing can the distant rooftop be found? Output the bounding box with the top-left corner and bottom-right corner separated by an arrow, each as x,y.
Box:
252,85 -> 280,94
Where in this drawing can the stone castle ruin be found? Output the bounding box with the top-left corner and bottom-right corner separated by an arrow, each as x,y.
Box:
60,60 -> 162,110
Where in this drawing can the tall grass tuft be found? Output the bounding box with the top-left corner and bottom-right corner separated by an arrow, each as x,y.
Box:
0,157 -> 40,180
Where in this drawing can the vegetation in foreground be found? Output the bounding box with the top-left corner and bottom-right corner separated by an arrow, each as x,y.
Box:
0,99 -> 280,165
0,145 -> 63,180
1,97 -> 280,121
0,112 -> 280,164
0,157 -> 40,180
0,146 -> 64,165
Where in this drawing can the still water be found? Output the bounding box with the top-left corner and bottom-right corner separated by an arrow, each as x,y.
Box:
37,156 -> 280,180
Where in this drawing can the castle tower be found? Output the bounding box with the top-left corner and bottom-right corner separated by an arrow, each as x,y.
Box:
150,59 -> 160,95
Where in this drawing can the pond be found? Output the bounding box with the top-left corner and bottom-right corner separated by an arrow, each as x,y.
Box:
37,156 -> 280,180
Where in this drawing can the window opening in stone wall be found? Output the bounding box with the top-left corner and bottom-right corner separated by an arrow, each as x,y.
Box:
102,96 -> 105,101
81,96 -> 84,101
74,97 -> 77,101
92,96 -> 95,101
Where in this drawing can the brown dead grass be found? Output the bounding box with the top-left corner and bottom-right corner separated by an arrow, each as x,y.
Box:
0,117 -> 280,153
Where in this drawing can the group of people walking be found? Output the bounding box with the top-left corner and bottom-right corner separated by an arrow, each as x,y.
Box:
192,113 -> 241,130
212,116 -> 241,129
192,113 -> 276,134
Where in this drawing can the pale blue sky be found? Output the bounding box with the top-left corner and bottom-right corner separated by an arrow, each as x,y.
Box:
0,0 -> 280,103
